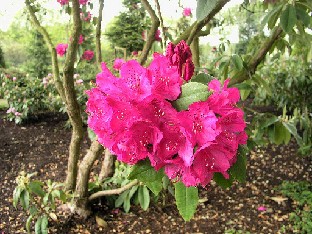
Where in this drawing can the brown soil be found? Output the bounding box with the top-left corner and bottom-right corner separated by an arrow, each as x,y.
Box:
0,111 -> 311,234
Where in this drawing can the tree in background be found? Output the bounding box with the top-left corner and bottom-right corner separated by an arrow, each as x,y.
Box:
105,0 -> 150,54
26,29 -> 51,78
0,44 -> 5,68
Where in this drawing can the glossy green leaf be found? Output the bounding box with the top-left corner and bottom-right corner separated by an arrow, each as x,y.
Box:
123,193 -> 131,213
172,82 -> 209,111
115,190 -> 128,207
231,54 -> 244,70
138,186 -> 150,211
280,5 -> 297,33
35,217 -> 42,234
274,121 -> 288,145
213,173 -> 233,188
41,215 -> 48,234
174,182 -> 198,221
20,190 -> 30,210
282,121 -> 303,144
29,181 -> 44,197
261,4 -> 283,29
129,160 -> 164,195
13,187 -> 22,208
261,115 -> 278,128
229,146 -> 248,183
26,215 -> 33,234
196,0 -> 218,21
191,73 -> 212,85
296,7 -> 310,27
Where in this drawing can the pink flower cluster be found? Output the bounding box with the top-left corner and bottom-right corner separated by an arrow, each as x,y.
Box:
7,107 -> 22,116
166,40 -> 194,81
86,42 -> 247,187
79,0 -> 89,5
183,7 -> 192,17
57,0 -> 69,6
56,43 -> 68,57
82,50 -> 94,61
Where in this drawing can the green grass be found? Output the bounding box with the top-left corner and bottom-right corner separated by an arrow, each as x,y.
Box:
0,99 -> 8,110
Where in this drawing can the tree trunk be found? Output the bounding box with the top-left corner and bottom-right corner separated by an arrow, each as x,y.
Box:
99,149 -> 115,181
73,140 -> 104,218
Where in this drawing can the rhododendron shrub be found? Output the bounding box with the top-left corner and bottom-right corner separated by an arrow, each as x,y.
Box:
86,41 -> 247,189
56,43 -> 68,57
82,50 -> 94,60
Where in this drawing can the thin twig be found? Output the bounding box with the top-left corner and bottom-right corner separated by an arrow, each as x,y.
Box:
186,0 -> 230,45
95,0 -> 105,68
88,179 -> 139,201
154,0 -> 165,49
138,0 -> 160,65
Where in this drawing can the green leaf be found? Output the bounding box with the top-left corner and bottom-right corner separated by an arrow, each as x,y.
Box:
138,186 -> 150,211
261,115 -> 278,128
174,182 -> 198,221
87,127 -> 96,141
129,160 -> 164,196
191,73 -> 212,85
35,217 -> 42,234
274,121 -> 288,145
296,7 -> 310,27
20,190 -> 30,210
231,54 -> 244,70
280,4 -> 297,33
26,215 -> 33,234
115,191 -> 128,207
13,187 -> 22,208
213,173 -> 233,189
41,215 -> 48,234
282,121 -> 303,144
196,0 -> 218,21
29,181 -> 45,197
172,82 -> 209,111
229,146 -> 247,183
261,4 -> 283,29
123,193 -> 131,213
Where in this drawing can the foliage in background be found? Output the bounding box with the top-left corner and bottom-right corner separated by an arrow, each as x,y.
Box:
26,30 -> 51,78
105,0 -> 150,54
0,70 -> 61,123
278,181 -> 312,233
0,44 -> 5,68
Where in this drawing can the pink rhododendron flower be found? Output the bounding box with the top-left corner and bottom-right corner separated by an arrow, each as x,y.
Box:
258,206 -> 267,211
82,50 -> 94,61
86,42 -> 247,188
12,77 -> 17,81
183,7 -> 192,17
6,107 -> 16,114
76,79 -> 83,84
166,40 -> 194,81
154,29 -> 161,42
80,11 -> 92,21
113,58 -> 126,71
79,0 -> 89,5
79,35 -> 84,44
56,43 -> 68,57
15,112 -> 22,117
47,73 -> 53,78
57,0 -> 69,6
